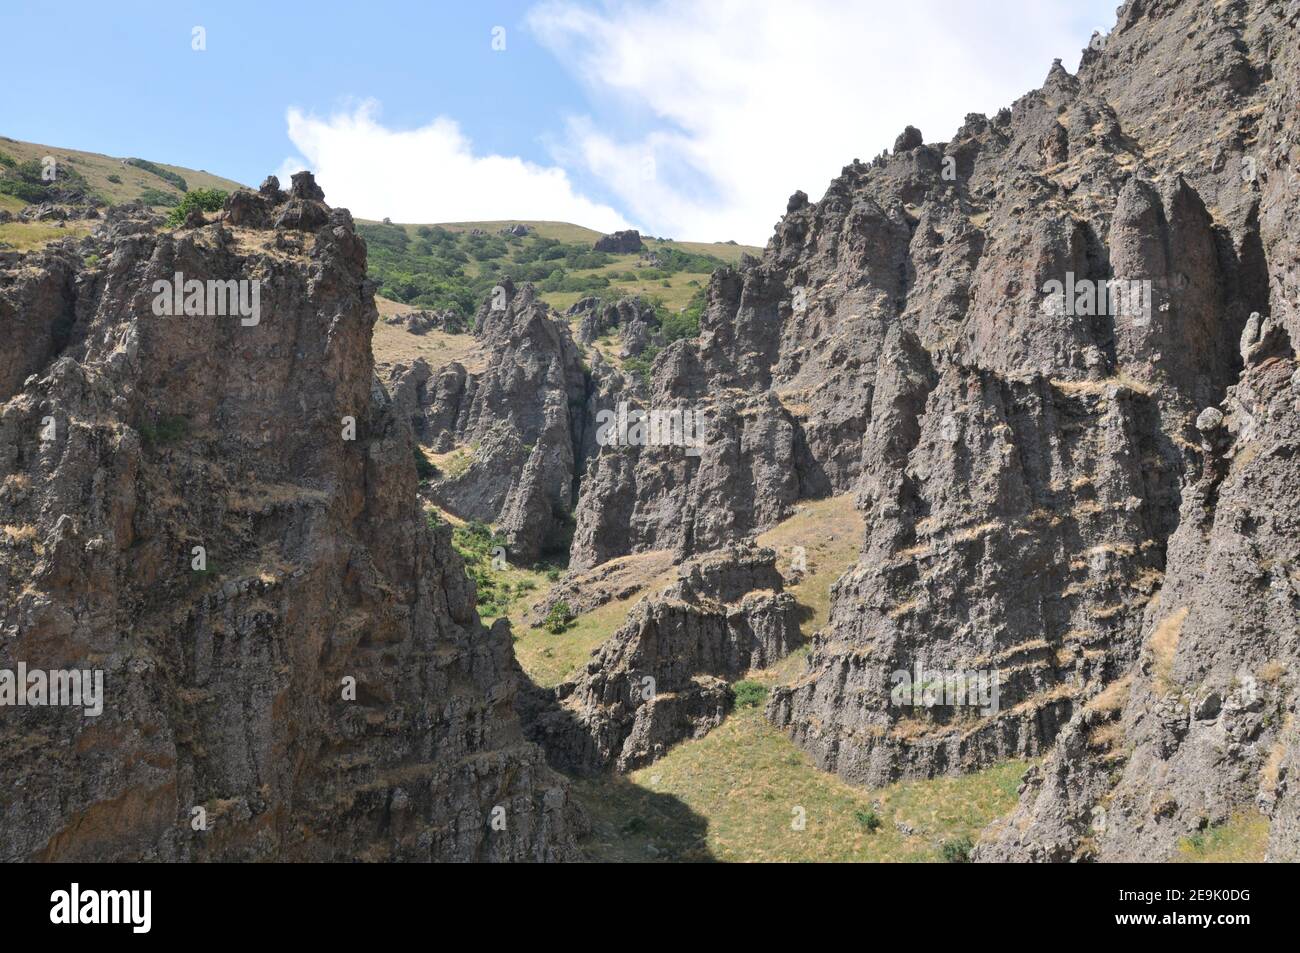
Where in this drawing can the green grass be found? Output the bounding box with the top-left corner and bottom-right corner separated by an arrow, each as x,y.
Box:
138,415 -> 190,446
732,679 -> 768,709
1175,812 -> 1270,862
513,595 -> 645,687
443,518 -> 553,621
511,495 -> 863,692
355,216 -> 759,321
572,705 -> 1032,862
508,489 -> 1026,864
0,136 -> 243,209
0,221 -> 93,251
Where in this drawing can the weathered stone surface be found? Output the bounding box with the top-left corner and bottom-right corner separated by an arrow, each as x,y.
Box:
393,280 -> 591,564
523,543 -> 801,772
0,186 -> 582,861
593,229 -> 643,253
966,0 -> 1300,860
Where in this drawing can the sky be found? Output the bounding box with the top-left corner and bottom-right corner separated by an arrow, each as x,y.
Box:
0,0 -> 1120,244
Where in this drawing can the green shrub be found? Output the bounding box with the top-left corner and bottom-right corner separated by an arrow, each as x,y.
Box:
0,151 -> 16,168
543,600 -> 574,634
106,173 -> 122,184
0,176 -> 49,203
138,187 -> 179,207
853,809 -> 882,833
127,157 -> 187,192
165,188 -> 228,226
732,680 -> 768,709
941,836 -> 974,863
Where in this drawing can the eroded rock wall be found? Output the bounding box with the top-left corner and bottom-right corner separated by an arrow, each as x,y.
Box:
0,179 -> 582,862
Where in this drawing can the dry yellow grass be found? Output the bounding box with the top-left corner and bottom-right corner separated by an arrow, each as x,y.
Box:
572,704 -> 1032,862
1175,811 -> 1269,863
1086,675 -> 1132,714
511,550 -> 679,688
1148,607 -> 1189,693
755,494 -> 864,641
371,296 -> 482,371
511,495 -> 862,690
0,221 -> 93,252
0,137 -> 243,206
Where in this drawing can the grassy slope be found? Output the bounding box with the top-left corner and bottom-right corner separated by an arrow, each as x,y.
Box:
511,550 -> 677,688
491,494 -> 1029,862
0,136 -> 246,254
1174,811 -> 1270,862
373,296 -> 482,369
575,708 -> 1031,862
370,218 -> 761,263
0,136 -> 244,206
506,496 -> 864,691
0,221 -> 94,251
360,217 -> 761,316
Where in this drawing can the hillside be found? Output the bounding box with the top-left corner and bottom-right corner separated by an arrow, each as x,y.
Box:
357,217 -> 761,318
0,135 -> 245,212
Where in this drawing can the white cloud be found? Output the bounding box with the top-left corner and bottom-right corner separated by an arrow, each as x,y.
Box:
529,0 -> 1117,244
279,100 -> 631,231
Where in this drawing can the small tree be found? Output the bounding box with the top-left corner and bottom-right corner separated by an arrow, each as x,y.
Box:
543,600 -> 574,634
165,188 -> 228,227
941,836 -> 974,863
732,680 -> 768,709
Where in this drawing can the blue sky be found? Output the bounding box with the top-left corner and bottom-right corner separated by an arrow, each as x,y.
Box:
0,0 -> 1120,243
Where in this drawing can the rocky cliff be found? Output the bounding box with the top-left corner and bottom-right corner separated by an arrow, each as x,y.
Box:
524,542 -> 801,773
486,0 -> 1297,860
0,175 -> 582,861
386,280 -> 591,565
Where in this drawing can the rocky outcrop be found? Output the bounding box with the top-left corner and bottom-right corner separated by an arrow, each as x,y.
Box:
392,280 -> 591,564
548,0 -> 1300,867
967,0 -> 1300,862
524,543 -> 801,772
383,309 -> 466,335
593,229 -> 643,253
0,176 -> 583,861
572,295 -> 660,358
978,331 -> 1298,862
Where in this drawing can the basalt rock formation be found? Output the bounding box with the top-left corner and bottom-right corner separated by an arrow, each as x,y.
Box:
0,177 -> 583,861
388,280 -> 591,565
570,295 -> 660,358
8,0 -> 1295,865
593,229 -> 643,254
524,542 -> 801,773
551,0 -> 1297,860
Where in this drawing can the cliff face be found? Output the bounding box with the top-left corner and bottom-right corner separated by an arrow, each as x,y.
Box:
387,280 -> 591,566
550,0 -> 1297,858
0,177 -> 582,861
6,0 -> 1295,865
524,542 -> 802,774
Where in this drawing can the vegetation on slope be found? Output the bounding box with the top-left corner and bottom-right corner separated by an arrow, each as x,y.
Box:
0,136 -> 242,207
573,707 -> 1032,862
358,218 -> 752,319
